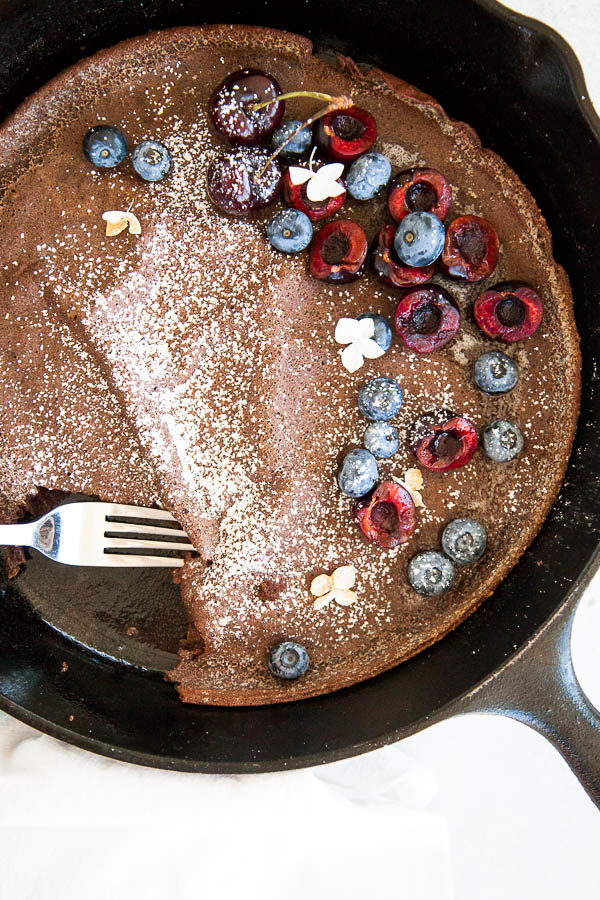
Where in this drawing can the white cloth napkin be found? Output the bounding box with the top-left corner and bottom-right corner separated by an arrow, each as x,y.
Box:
0,711 -> 452,900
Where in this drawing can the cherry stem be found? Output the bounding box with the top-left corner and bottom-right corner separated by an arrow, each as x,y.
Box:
251,90 -> 335,111
256,94 -> 353,178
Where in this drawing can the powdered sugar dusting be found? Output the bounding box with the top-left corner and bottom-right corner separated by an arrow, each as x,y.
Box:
0,31 -> 578,701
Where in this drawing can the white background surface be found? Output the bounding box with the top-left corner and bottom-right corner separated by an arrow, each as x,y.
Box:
2,2 -> 600,898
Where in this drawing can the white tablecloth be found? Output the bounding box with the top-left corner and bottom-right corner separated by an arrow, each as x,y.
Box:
2,2 -> 600,897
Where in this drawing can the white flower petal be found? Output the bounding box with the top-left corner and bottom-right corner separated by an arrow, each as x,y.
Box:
411,489 -> 425,508
357,318 -> 375,339
320,162 -> 344,181
305,173 -> 335,202
332,588 -> 358,607
103,217 -> 129,237
359,338 -> 385,360
125,212 -> 142,235
392,476 -> 425,509
404,467 -> 424,492
335,317 -> 362,345
340,343 -> 364,373
288,166 -> 312,186
322,181 -> 346,200
313,591 -> 335,610
102,210 -> 141,236
310,573 -> 334,596
332,565 -> 357,589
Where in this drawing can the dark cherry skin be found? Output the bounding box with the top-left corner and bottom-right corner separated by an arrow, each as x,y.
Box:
388,168 -> 452,223
395,285 -> 461,353
356,481 -> 416,549
309,220 -> 368,283
283,169 -> 346,222
410,409 -> 478,472
439,215 -> 499,282
316,106 -> 377,163
209,69 -> 285,145
474,281 -> 543,342
371,225 -> 434,288
206,148 -> 283,215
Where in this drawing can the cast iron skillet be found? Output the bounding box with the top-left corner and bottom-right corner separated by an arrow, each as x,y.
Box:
1,0 -> 600,804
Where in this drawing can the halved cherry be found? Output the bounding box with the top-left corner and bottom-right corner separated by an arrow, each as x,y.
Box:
356,481 -> 416,549
395,285 -> 460,353
474,281 -> 543,342
316,105 -> 376,163
410,409 -> 478,472
440,215 -> 499,282
283,168 -> 346,222
309,220 -> 368,283
371,224 -> 434,288
388,168 -> 452,223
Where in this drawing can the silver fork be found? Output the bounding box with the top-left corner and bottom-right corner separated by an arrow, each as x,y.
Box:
0,501 -> 192,567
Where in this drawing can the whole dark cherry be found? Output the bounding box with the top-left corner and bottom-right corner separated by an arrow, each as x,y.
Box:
395,285 -> 460,353
206,148 -> 283,215
309,220 -> 368,283
410,409 -> 478,472
440,215 -> 499,282
283,168 -> 346,222
474,281 -> 543,342
210,69 -> 284,145
371,224 -> 434,288
388,168 -> 452,223
356,481 -> 416,549
316,105 -> 376,163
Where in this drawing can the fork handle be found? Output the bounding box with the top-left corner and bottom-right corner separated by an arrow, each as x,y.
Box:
0,522 -> 36,547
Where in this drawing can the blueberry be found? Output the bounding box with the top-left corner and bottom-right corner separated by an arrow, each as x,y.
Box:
83,125 -> 128,168
357,313 -> 393,351
346,152 -> 392,200
268,641 -> 310,679
442,518 -> 487,565
394,211 -> 445,267
131,140 -> 173,182
408,551 -> 455,596
358,376 -> 403,421
483,419 -> 524,462
271,120 -> 312,158
266,209 -> 313,253
363,422 -> 399,459
474,351 -> 519,394
337,448 -> 378,498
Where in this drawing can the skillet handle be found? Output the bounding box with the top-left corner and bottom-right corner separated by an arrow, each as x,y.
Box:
458,592 -> 600,808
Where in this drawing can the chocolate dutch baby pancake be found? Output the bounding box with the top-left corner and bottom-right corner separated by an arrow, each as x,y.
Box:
0,25 -> 580,705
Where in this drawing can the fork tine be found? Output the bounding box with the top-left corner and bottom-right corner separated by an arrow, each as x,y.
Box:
101,554 -> 185,568
103,503 -> 178,522
104,536 -> 193,552
104,521 -> 190,539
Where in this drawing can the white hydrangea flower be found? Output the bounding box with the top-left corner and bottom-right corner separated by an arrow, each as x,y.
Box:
288,162 -> 346,202
392,468 -> 425,508
310,565 -> 358,610
102,210 -> 142,236
335,316 -> 385,373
